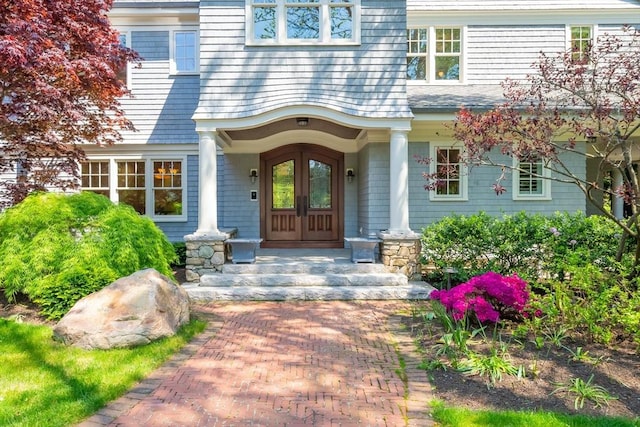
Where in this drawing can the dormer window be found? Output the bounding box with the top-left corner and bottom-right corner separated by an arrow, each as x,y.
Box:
247,0 -> 360,45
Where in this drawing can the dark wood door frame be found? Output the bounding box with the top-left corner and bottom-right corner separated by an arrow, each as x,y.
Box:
260,143 -> 344,248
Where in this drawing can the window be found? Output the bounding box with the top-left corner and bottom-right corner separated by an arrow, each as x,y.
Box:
117,33 -> 130,87
117,161 -> 146,214
153,160 -> 183,216
81,161 -> 110,198
80,158 -> 187,220
569,25 -> 593,63
407,27 -> 462,83
513,159 -> 551,200
429,145 -> 467,201
247,0 -> 359,45
172,30 -> 198,74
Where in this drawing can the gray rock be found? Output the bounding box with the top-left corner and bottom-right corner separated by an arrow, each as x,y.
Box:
53,269 -> 190,350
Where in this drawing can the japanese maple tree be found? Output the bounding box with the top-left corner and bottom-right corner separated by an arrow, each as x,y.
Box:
0,0 -> 139,207
452,26 -> 640,265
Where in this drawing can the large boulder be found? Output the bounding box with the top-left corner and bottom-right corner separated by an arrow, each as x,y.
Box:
53,269 -> 190,350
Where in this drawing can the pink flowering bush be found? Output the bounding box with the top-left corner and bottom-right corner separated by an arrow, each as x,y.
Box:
430,271 -> 530,323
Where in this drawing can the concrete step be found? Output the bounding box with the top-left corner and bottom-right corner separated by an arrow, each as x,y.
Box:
222,262 -> 389,275
199,272 -> 408,287
183,282 -> 435,302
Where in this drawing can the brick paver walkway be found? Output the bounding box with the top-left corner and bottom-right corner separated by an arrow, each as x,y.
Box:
79,301 -> 433,426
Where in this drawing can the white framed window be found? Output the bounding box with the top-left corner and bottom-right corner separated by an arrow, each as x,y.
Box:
81,161 -> 110,198
513,159 -> 551,200
429,144 -> 468,201
117,32 -> 132,88
567,25 -> 595,63
407,26 -> 463,83
80,158 -> 187,221
246,0 -> 360,45
171,30 -> 198,74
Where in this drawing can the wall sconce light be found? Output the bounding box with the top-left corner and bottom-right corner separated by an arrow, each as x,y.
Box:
296,117 -> 309,127
346,168 -> 355,183
249,168 -> 258,184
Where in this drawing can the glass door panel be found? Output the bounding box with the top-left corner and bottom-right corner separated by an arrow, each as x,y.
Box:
272,160 -> 295,209
308,160 -> 332,209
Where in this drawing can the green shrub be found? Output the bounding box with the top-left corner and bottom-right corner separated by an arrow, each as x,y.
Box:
421,211 -> 627,285
0,192 -> 177,319
172,242 -> 187,267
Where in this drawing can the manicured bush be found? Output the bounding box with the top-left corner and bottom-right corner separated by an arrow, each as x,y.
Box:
421,211 -> 628,285
0,192 -> 177,319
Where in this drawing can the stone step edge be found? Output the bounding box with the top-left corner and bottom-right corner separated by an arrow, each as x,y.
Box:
183,282 -> 436,302
197,273 -> 409,287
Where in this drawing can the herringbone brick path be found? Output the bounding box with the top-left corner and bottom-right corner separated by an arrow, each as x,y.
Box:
79,301 -> 433,426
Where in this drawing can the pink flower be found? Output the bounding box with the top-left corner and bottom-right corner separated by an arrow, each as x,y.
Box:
429,271 -> 531,323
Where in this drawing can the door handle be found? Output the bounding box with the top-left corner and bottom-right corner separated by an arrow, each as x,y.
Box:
296,196 -> 302,217
303,196 -> 308,217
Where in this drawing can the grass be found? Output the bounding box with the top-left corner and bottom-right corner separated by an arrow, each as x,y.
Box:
0,317 -> 207,427
430,401 -> 640,427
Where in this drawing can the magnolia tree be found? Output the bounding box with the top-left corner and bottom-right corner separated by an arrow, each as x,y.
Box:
0,0 -> 139,207
451,26 -> 640,266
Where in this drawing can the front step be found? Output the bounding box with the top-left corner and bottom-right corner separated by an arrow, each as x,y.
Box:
183,248 -> 435,301
183,282 -> 433,301
200,272 -> 408,287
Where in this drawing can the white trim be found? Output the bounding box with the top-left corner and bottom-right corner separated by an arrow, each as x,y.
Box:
170,29 -> 199,75
428,143 -> 468,201
512,158 -> 552,201
118,31 -> 133,89
406,25 -> 465,85
81,156 -> 189,222
245,0 -> 361,46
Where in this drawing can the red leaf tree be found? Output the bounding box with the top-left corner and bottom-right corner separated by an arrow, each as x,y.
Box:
452,26 -> 640,265
0,0 -> 139,207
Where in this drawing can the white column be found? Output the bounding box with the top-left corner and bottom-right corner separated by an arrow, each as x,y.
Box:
389,128 -> 411,234
195,130 -> 223,236
612,169 -> 625,220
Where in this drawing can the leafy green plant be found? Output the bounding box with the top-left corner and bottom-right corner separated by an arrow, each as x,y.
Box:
0,192 -> 177,319
552,375 -> 618,410
457,346 -> 523,385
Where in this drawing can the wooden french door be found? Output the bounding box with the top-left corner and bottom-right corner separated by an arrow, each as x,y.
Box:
261,144 -> 344,248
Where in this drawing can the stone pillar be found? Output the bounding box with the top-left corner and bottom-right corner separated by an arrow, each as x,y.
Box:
184,229 -> 237,282
379,232 -> 422,279
389,128 -> 411,234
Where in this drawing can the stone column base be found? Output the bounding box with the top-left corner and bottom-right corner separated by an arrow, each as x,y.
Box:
184,229 -> 237,283
379,232 -> 422,279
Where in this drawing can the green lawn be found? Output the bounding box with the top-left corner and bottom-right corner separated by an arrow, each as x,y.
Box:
0,317 -> 206,427
430,401 -> 640,427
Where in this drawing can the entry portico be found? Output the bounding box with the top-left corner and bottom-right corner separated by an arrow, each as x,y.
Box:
192,106 -> 414,239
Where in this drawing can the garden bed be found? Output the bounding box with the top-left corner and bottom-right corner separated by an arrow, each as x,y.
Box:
402,304 -> 640,420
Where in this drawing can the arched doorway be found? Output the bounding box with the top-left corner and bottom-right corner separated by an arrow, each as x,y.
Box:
260,144 -> 344,248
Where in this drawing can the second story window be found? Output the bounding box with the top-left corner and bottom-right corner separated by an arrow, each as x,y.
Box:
248,0 -> 359,45
407,27 -> 462,83
172,30 -> 198,74
569,25 -> 593,63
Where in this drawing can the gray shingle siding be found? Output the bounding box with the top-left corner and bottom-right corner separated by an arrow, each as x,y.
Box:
131,31 -> 170,61
195,0 -> 412,120
118,30 -> 200,144
408,142 -> 586,229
